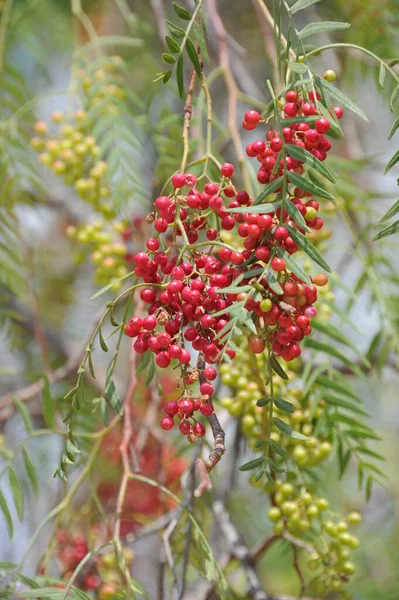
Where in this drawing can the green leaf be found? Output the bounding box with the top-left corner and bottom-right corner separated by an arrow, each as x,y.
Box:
286,224 -> 331,272
19,575 -> 41,589
317,375 -> 361,403
390,84 -> 399,111
176,55 -> 184,99
0,489 -> 13,539
284,199 -> 311,231
185,37 -> 202,77
315,76 -> 369,122
227,201 -> 280,214
379,198 -> 399,223
355,447 -> 386,462
13,397 -> 32,433
379,63 -> 386,88
256,397 -> 270,407
289,62 -> 308,74
162,53 -> 176,64
8,467 -> 24,520
273,418 -> 309,440
274,397 -> 295,413
87,351 -> 96,379
253,176 -> 283,205
304,338 -> 360,370
267,457 -> 286,473
22,448 -> 39,499
99,397 -> 109,426
165,20 -> 186,38
105,380 -> 123,416
286,144 -> 335,183
172,2 -> 191,19
289,0 -> 322,14
165,35 -> 181,53
98,327 -> 108,352
269,353 -> 289,380
388,115 -> 399,140
384,149 -> 399,174
275,247 -> 312,287
270,439 -> 289,459
42,376 -> 55,429
238,456 -> 264,472
288,171 -> 334,199
266,270 -> 283,295
311,320 -> 370,367
373,219 -> 399,241
0,562 -> 18,572
298,21 -> 350,39
323,394 -> 369,417
193,22 -> 209,63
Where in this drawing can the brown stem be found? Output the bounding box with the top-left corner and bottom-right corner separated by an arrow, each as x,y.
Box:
180,68 -> 198,173
206,0 -> 252,193
194,353 -> 226,497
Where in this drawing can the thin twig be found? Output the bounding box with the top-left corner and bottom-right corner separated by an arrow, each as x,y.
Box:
206,0 -> 252,193
194,354 -> 226,497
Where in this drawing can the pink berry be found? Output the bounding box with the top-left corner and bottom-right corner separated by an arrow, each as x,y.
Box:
221,163 -> 234,177
160,416 -> 174,430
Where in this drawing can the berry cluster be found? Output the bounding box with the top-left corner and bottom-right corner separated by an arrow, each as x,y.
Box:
219,343 -> 332,468
31,112 -> 113,218
268,481 -> 360,595
65,219 -> 131,287
122,86 -> 342,437
49,528 -> 133,599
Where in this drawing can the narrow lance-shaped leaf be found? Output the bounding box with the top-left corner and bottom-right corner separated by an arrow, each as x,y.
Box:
22,448 -> 39,499
269,353 -> 289,380
185,37 -> 202,77
8,467 -> 24,520
379,199 -> 399,223
172,2 -> 191,20
42,376 -> 55,429
176,55 -> 184,99
298,21 -> 350,40
13,397 -> 32,433
254,176 -> 283,205
384,149 -> 399,174
165,20 -> 185,38
289,0 -> 322,14
284,198 -> 311,231
379,63 -> 386,88
165,35 -> 181,53
276,246 -> 312,287
239,456 -> 264,472
0,489 -> 13,539
373,219 -> 399,241
286,224 -> 331,272
273,418 -> 309,440
388,115 -> 399,140
288,170 -> 334,199
315,76 -> 369,122
274,397 -> 295,413
286,143 -> 336,183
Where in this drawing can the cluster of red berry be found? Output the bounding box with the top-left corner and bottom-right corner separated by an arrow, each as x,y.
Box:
53,530 -> 101,591
124,86 -> 342,438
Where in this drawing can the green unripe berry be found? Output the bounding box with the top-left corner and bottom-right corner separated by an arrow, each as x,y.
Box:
342,561 -> 356,575
281,482 -> 294,497
307,504 -> 319,518
316,498 -> 329,511
324,69 -> 337,82
260,298 -> 272,312
337,521 -> 348,533
347,511 -> 362,524
338,532 -> 352,546
268,507 -> 281,522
